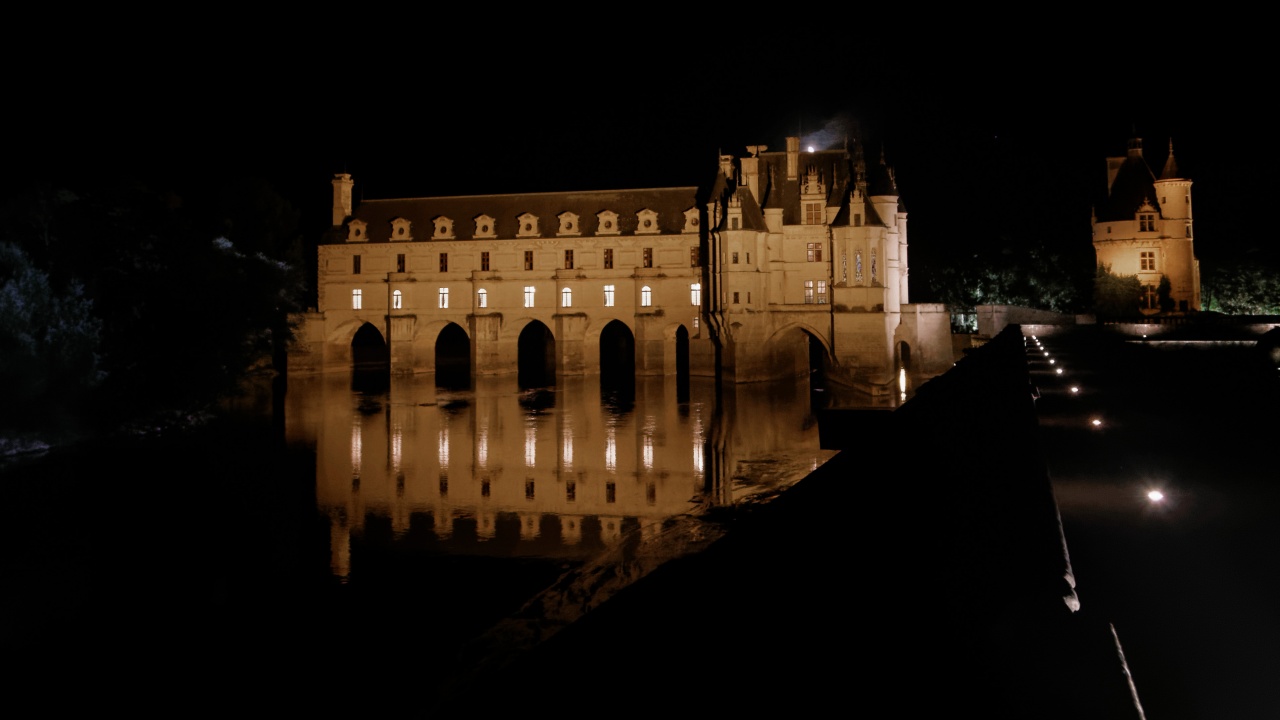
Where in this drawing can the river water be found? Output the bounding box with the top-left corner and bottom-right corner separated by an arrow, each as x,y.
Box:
3,369 -> 872,709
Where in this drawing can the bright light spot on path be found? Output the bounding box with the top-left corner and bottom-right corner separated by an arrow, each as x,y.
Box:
1049,359 -> 1055,364
1056,368 -> 1063,375
1147,490 -> 1165,503
1091,418 -> 1103,427
1070,386 -> 1079,393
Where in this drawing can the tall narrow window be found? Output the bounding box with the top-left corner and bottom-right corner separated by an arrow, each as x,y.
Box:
817,280 -> 827,304
481,251 -> 490,271
643,248 -> 653,268
353,255 -> 361,274
604,248 -> 614,269
871,250 -> 877,284
732,252 -> 739,264
690,283 -> 701,306
690,247 -> 700,267
561,287 -> 572,307
641,285 -> 652,307
564,250 -> 574,269
477,288 -> 487,308
351,289 -> 362,309
603,284 -> 615,307
524,251 -> 534,270
396,254 -> 405,273
438,287 -> 449,309
392,289 -> 402,309
524,286 -> 535,308
855,250 -> 864,283
804,280 -> 815,304
733,291 -> 739,304
439,253 -> 448,272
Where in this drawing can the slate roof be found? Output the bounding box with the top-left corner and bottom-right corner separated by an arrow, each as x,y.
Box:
1096,151 -> 1160,223
338,187 -> 701,243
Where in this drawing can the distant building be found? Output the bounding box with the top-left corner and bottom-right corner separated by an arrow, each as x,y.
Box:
1092,137 -> 1201,314
289,134 -> 954,395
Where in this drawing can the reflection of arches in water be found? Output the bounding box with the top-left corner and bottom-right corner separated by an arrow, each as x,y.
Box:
518,321 -> 556,389
896,340 -> 913,399
675,325 -> 690,403
435,322 -> 471,390
600,320 -> 635,410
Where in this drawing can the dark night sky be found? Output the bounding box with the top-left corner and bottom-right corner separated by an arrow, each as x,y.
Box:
9,34 -> 1275,283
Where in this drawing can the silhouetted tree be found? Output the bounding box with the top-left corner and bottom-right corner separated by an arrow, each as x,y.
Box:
1203,260 -> 1280,315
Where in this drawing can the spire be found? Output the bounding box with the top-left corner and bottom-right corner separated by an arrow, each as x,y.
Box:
1160,138 -> 1180,180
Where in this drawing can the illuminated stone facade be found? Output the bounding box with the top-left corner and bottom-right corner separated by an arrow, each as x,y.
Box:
289,134 -> 955,393
1092,137 -> 1201,314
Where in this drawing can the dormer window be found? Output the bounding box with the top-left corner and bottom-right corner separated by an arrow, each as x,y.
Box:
474,214 -> 497,239
682,207 -> 700,234
636,209 -> 660,235
517,212 -> 540,238
1139,213 -> 1156,232
347,219 -> 368,243
432,217 -> 454,239
597,210 -> 620,235
557,212 -> 580,236
390,217 -> 412,241
805,202 -> 824,225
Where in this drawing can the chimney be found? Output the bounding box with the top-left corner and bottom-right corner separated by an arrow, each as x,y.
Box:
332,173 -> 353,227
786,136 -> 799,180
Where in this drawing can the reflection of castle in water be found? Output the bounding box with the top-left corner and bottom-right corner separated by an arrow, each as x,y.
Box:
285,373 -> 837,579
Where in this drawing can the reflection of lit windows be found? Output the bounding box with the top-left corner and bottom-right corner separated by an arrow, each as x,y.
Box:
643,434 -> 653,470
817,280 -> 827,304
606,429 -> 616,471
524,286 -> 535,308
350,421 -> 362,473
525,426 -> 536,467
438,287 -> 449,308
525,480 -> 535,500
391,425 -> 402,472
392,289 -> 402,309
646,481 -> 656,505
481,479 -> 490,497
693,444 -> 703,475
351,289 -> 362,309
438,429 -> 449,468
562,287 -> 572,307
478,424 -> 488,467
562,429 -> 573,468
439,473 -> 448,497
604,284 -> 615,307
804,280 -> 815,304
566,481 -> 576,502
1140,251 -> 1156,271
641,285 -> 652,307
477,288 -> 487,308
606,482 -> 616,503
690,283 -> 701,306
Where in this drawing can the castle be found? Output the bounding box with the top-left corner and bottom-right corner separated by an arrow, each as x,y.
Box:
1092,137 -> 1201,314
287,134 -> 955,395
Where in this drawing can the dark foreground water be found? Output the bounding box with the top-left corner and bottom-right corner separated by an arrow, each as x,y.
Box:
2,372 -> 847,711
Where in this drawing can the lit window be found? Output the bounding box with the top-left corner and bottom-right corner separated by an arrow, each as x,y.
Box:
481,251 -> 490,271
604,284 -> 615,307
439,253 -> 448,272
561,287 -> 572,307
392,289 -> 402,309
524,286 -> 535,308
643,248 -> 653,268
604,248 -> 614,269
438,287 -> 449,309
352,289 -> 362,309
477,288 -> 487,308
804,280 -> 815,304
1140,251 -> 1156,271
564,250 -> 574,269
817,280 -> 827,304
641,285 -> 652,307
690,283 -> 701,306
353,255 -> 361,274
807,242 -> 823,262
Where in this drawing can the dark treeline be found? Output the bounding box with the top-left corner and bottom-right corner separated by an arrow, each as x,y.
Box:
0,174 -> 306,442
